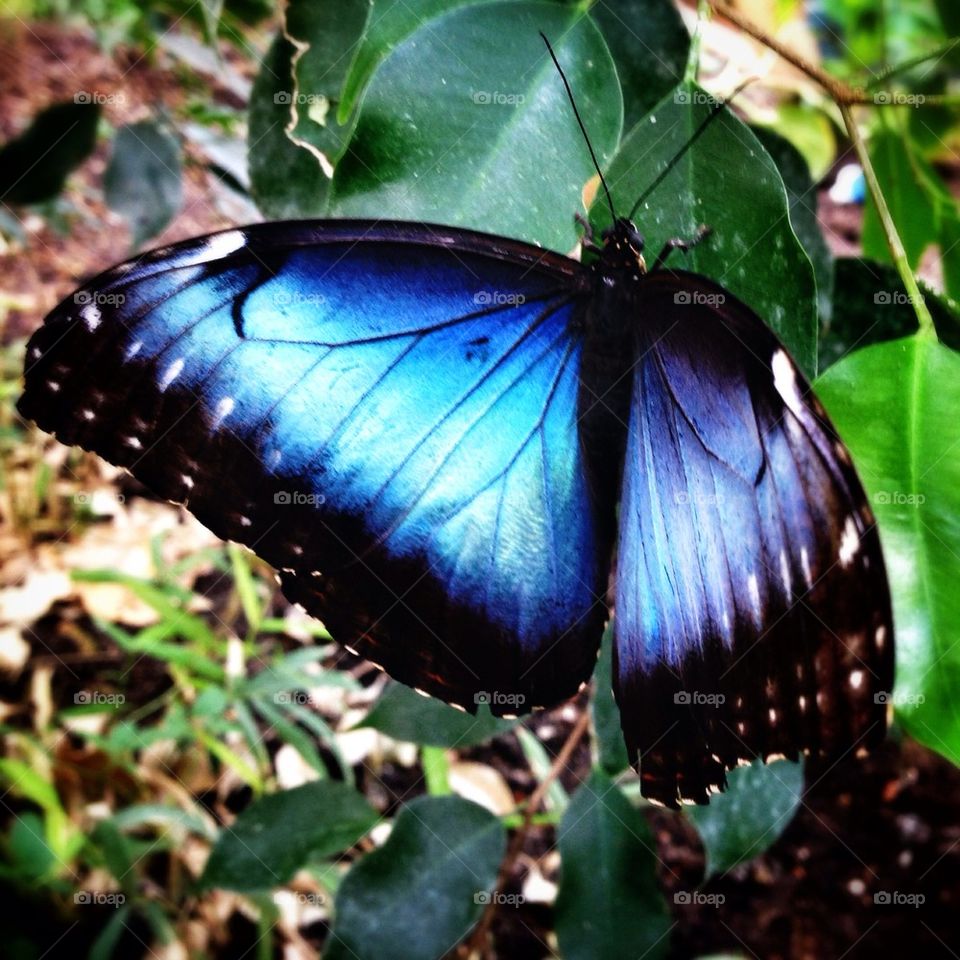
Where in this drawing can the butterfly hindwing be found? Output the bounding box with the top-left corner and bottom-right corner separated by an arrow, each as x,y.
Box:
19,221 -> 608,713
614,270 -> 894,806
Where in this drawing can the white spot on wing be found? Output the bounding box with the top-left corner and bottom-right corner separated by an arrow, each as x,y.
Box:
159,357 -> 185,390
81,304 -> 101,330
125,340 -> 143,360
839,515 -> 860,567
779,549 -> 792,596
213,396 -> 235,425
771,348 -> 803,412
196,229 -> 245,264
800,546 -> 813,588
849,669 -> 865,690
876,625 -> 887,649
747,573 -> 761,618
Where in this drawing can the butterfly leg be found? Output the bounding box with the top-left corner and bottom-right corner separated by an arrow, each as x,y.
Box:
575,212 -> 602,253
651,224 -> 712,271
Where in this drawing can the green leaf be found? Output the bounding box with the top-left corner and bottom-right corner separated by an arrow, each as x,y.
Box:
248,33 -> 331,217
861,130 -> 938,270
591,622 -> 629,776
819,258 -> 960,370
284,0 -> 371,168
104,120 -> 182,249
200,781 -> 378,891
687,759 -> 803,878
816,335 -> 960,767
596,81 -> 818,374
326,796 -> 505,960
753,126 -> 834,327
339,0 -> 492,121
7,813 -> 57,880
589,0 -> 689,131
555,770 -> 670,960
331,1 -> 622,253
0,101 -> 100,205
359,682 -> 514,748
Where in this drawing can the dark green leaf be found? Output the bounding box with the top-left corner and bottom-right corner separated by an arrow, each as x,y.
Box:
819,257 -> 960,370
326,796 -> 505,960
331,2 -> 622,253
104,121 -> 182,249
595,81 -> 818,374
359,682 -> 514,748
285,0 -> 372,167
555,770 -> 670,960
861,130 -> 938,270
753,126 -> 834,327
248,33 -> 331,217
687,758 -> 804,878
591,622 -> 629,776
0,101 -> 99,205
816,334 -> 960,768
589,0 -> 689,130
339,0 -> 494,120
200,781 -> 378,891
7,813 -> 56,880
91,820 -> 136,893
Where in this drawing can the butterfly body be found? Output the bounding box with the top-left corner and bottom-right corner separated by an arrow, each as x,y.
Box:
19,218 -> 893,806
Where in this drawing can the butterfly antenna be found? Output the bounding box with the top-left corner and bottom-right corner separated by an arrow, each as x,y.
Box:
540,31 -> 617,225
628,77 -> 757,221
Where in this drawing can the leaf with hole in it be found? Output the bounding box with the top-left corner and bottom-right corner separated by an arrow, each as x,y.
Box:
325,796 -> 505,960
555,770 -> 670,960
0,100 -> 99,205
285,0 -> 371,169
687,758 -> 804,878
594,81 -> 818,375
861,131 -> 939,271
199,781 -> 378,891
104,121 -> 182,249
359,682 -> 514,748
331,1 -> 622,253
248,33 -> 330,217
816,334 -> 960,768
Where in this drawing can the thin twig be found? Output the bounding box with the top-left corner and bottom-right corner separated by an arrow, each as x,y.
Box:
464,707 -> 592,959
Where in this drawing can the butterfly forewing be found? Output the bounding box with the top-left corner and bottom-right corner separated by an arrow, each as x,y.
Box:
613,270 -> 894,806
19,221 -> 609,715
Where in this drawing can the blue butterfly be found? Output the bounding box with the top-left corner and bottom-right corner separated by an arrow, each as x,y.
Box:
18,210 -> 893,806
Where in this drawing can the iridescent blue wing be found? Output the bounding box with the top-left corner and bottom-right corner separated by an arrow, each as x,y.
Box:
615,271 -> 894,807
19,221 -> 608,712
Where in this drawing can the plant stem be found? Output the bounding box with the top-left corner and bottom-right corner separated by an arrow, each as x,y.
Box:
465,707 -> 591,958
421,746 -> 452,795
839,102 -> 936,336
